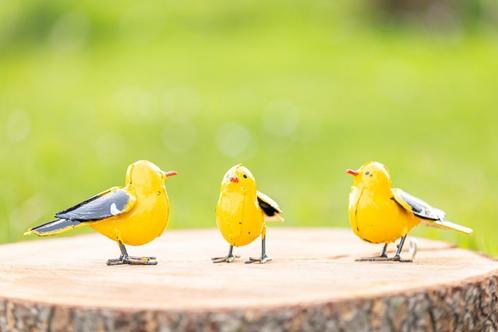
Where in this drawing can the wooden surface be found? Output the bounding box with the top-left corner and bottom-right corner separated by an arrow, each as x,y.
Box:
0,228 -> 497,331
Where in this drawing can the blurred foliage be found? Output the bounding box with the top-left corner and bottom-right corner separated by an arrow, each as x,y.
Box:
369,0 -> 498,30
0,0 -> 497,255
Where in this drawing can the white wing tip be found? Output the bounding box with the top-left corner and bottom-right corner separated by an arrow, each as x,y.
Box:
460,226 -> 473,234
441,220 -> 473,234
265,213 -> 285,222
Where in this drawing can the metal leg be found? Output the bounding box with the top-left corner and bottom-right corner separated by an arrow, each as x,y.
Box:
355,243 -> 389,262
107,241 -> 158,266
212,245 -> 238,263
119,241 -> 128,258
380,243 -> 388,258
246,225 -> 271,264
387,234 -> 412,262
396,235 -> 407,258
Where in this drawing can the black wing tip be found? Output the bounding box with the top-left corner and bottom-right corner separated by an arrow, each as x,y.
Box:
257,197 -> 280,217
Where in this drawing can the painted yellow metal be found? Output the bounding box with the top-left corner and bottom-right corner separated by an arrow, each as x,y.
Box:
91,160 -> 174,246
347,161 -> 471,245
347,161 -> 419,244
216,165 -> 266,247
26,160 -> 176,250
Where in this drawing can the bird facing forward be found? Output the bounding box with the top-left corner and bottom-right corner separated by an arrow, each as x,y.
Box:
212,164 -> 283,264
25,160 -> 177,265
346,161 -> 472,262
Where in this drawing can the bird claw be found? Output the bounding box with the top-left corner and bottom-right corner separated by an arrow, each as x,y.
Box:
355,255 -> 412,263
130,255 -> 156,260
106,258 -> 122,265
245,256 -> 271,264
355,255 -> 389,262
357,237 -> 417,263
387,255 -> 413,263
211,255 -> 238,263
106,256 -> 157,266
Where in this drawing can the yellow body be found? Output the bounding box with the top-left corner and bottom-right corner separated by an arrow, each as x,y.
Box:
216,165 -> 266,247
348,162 -> 419,244
91,161 -> 172,246
26,160 -> 175,246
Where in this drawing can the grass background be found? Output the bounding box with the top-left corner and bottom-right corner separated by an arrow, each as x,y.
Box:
1,0 -> 497,255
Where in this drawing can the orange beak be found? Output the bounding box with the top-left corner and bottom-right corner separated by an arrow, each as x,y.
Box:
164,171 -> 177,177
230,176 -> 239,183
346,169 -> 359,176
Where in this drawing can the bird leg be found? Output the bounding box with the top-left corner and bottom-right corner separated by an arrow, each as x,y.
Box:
246,227 -> 271,264
355,243 -> 389,262
387,234 -> 413,263
106,241 -> 158,266
211,245 -> 239,263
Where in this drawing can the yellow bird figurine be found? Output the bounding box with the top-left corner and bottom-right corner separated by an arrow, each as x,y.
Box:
346,161 -> 472,262
212,164 -> 284,264
25,160 -> 177,265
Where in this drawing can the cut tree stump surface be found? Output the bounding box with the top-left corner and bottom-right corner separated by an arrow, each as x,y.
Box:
0,228 -> 497,331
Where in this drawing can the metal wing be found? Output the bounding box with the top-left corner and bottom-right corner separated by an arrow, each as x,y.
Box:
56,187 -> 136,221
391,188 -> 446,220
391,188 -> 472,234
257,191 -> 284,222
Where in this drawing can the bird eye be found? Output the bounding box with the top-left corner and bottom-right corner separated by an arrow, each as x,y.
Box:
243,174 -> 248,179
365,171 -> 370,176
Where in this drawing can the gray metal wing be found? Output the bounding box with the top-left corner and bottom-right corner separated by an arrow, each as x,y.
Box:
56,187 -> 135,222
392,188 -> 446,220
391,188 -> 473,234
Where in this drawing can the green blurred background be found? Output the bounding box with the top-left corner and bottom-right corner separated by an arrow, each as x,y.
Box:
1,0 -> 497,254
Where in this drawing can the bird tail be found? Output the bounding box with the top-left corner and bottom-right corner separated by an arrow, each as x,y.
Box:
24,219 -> 82,237
264,214 -> 285,222
422,219 -> 473,234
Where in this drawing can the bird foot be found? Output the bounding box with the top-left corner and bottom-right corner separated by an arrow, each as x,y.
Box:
245,256 -> 271,264
355,255 -> 389,262
107,256 -> 157,266
211,255 -> 239,263
356,255 -> 412,263
387,255 -> 413,263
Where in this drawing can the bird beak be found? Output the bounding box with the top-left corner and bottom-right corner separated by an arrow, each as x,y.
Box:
163,171 -> 177,178
229,176 -> 239,183
346,169 -> 359,176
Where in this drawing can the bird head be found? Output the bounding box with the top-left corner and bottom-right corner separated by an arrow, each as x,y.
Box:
221,164 -> 256,194
125,160 -> 177,193
346,161 -> 391,190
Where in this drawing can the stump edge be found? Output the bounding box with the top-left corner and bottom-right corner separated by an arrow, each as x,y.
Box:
1,268 -> 497,331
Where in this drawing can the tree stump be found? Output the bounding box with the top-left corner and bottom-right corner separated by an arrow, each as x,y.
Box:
0,228 -> 496,331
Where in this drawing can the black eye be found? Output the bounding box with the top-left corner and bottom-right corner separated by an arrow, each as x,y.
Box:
243,174 -> 248,179
365,171 -> 370,176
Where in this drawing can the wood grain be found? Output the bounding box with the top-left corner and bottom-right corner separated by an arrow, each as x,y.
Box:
0,228 -> 496,331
